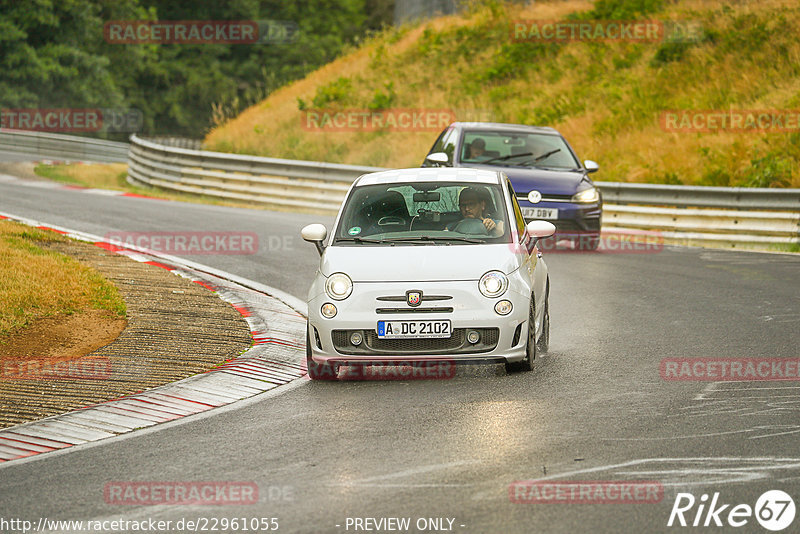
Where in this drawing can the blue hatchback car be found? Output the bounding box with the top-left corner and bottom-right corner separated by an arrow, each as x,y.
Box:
422,122 -> 602,249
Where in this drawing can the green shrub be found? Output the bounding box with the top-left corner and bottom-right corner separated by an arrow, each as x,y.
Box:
700,168 -> 731,187
743,152 -> 792,188
312,77 -> 353,108
368,82 -> 396,110
651,41 -> 691,65
578,0 -> 666,20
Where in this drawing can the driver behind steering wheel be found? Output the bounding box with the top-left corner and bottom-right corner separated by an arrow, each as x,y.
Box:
447,187 -> 504,237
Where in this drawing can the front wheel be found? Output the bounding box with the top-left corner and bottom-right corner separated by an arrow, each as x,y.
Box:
505,297 -> 536,373
306,329 -> 338,380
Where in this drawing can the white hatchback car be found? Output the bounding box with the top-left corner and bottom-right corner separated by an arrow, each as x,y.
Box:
301,167 -> 555,379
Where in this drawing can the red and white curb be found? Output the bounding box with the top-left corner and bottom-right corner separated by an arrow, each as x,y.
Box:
0,212 -> 310,464
0,172 -> 162,200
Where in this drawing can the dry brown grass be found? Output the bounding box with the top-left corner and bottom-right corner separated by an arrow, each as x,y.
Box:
47,162 -> 130,189
0,220 -> 126,339
205,0 -> 800,188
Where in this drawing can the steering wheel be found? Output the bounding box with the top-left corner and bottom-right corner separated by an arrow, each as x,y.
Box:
452,218 -> 489,235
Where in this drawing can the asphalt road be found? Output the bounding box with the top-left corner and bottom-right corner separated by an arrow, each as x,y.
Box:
1,172 -> 799,533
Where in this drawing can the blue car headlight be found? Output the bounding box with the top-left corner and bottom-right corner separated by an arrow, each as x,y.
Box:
572,186 -> 599,203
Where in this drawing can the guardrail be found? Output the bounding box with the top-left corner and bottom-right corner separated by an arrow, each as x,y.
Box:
598,182 -> 800,211
1,131 -> 796,250
126,135 -> 799,250
127,135 -> 382,213
0,129 -> 129,163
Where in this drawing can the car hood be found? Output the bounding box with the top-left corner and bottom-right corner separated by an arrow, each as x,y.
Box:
320,243 -> 520,282
466,164 -> 590,195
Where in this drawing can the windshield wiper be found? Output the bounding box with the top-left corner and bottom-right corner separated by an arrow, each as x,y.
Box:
383,235 -> 484,244
335,237 -> 386,244
533,148 -> 561,162
481,152 -> 533,164
510,163 -> 567,171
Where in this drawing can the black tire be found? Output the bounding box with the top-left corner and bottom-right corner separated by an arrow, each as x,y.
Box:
536,281 -> 550,353
505,296 -> 536,373
306,328 -> 338,380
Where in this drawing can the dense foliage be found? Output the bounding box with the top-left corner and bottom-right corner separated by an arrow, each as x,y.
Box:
0,0 -> 393,138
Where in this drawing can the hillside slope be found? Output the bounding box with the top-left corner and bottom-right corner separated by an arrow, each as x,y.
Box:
205,0 -> 800,187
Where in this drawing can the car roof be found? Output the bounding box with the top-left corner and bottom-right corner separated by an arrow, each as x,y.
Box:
356,167 -> 502,186
450,122 -> 561,136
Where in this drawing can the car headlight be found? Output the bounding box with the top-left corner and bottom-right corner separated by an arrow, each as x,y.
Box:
572,187 -> 599,203
325,272 -> 353,300
479,271 -> 508,298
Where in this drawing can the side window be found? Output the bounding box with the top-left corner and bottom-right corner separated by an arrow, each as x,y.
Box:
424,127 -> 456,166
440,128 -> 457,164
507,179 -> 527,238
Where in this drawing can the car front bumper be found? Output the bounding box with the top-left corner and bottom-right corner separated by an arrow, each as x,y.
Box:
307,279 -> 532,365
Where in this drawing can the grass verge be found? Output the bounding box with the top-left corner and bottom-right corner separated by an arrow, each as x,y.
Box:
0,219 -> 126,339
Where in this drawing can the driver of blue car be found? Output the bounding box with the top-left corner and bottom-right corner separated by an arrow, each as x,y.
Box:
447,187 -> 504,237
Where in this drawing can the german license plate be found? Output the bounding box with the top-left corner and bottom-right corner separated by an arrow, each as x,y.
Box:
522,207 -> 558,220
377,320 -> 451,339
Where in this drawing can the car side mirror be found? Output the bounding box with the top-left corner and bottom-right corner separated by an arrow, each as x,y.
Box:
425,152 -> 449,165
584,160 -> 599,173
526,220 -> 556,239
301,223 -> 327,255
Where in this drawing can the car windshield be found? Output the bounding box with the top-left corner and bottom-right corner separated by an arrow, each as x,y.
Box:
461,130 -> 580,169
334,182 -> 511,244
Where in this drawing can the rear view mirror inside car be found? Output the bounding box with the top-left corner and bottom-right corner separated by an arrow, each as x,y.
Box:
413,191 -> 441,202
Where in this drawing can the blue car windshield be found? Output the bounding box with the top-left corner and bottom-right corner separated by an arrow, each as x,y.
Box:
461,131 -> 580,169
334,182 -> 511,244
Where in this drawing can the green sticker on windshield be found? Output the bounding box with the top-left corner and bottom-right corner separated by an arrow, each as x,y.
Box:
348,226 -> 361,235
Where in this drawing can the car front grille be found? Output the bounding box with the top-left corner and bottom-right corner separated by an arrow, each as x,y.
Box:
517,193 -> 573,203
375,293 -> 454,314
332,328 -> 499,355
